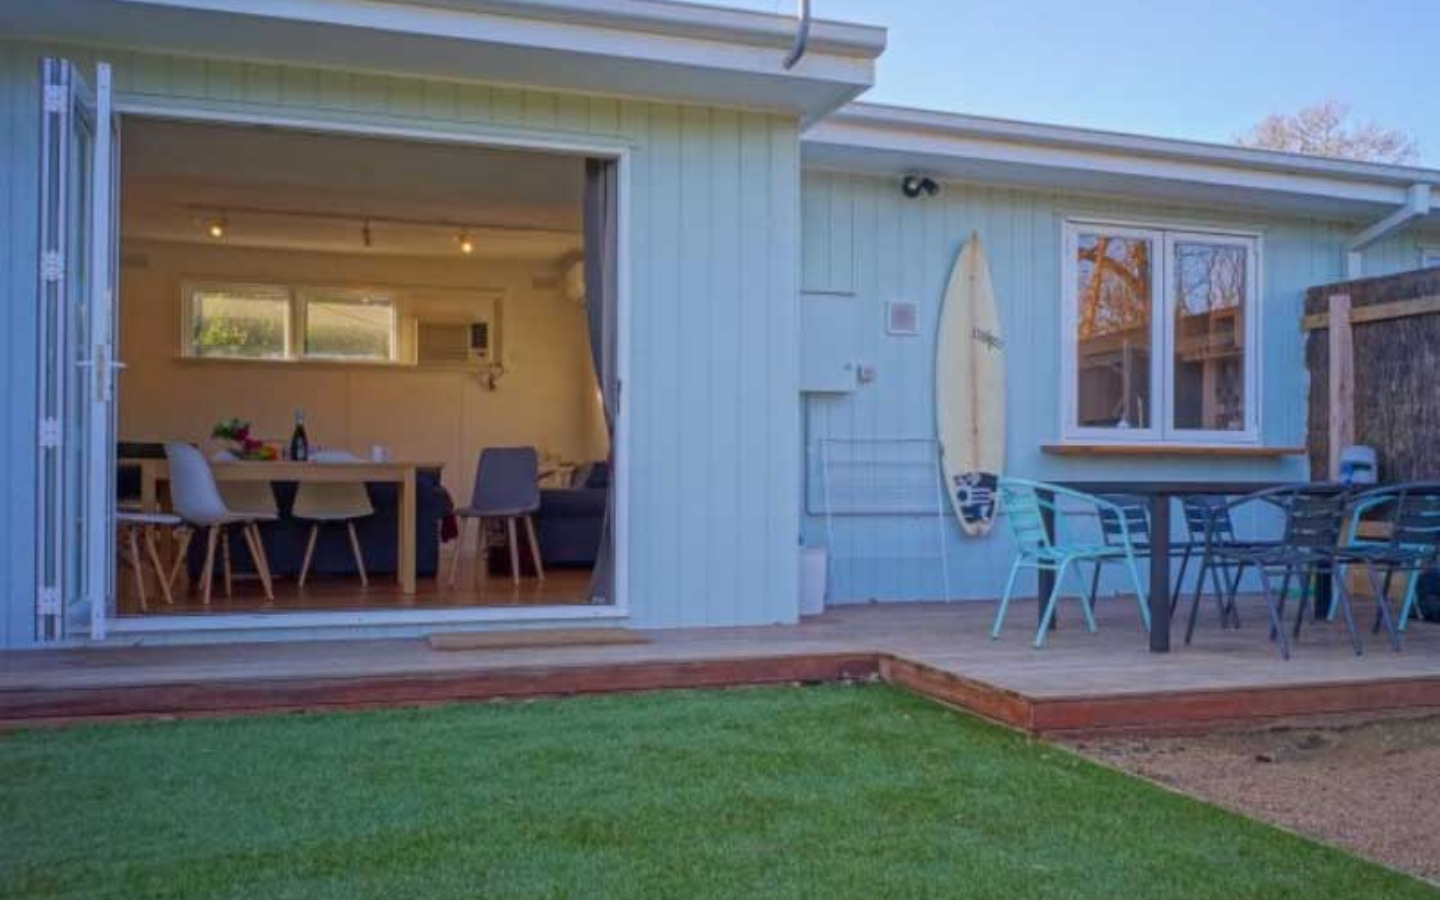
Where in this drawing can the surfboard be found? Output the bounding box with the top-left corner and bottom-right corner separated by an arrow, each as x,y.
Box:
936,233 -> 1006,536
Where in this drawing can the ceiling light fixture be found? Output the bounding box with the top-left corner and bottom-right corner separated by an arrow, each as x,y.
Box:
207,216 -> 227,239
458,231 -> 474,255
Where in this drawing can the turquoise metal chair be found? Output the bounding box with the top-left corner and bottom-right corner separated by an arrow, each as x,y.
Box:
1332,482 -> 1440,639
993,478 -> 1151,648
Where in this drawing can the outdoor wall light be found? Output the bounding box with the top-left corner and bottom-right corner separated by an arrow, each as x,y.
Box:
901,175 -> 939,199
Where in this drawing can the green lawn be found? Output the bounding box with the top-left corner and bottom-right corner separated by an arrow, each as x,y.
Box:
1,685 -> 1431,900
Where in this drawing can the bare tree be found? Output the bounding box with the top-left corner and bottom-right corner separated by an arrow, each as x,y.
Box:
1236,101 -> 1419,164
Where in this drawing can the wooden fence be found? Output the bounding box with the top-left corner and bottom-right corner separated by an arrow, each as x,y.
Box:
1304,267 -> 1440,481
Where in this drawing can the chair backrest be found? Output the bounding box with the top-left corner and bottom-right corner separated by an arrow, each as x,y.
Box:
469,447 -> 541,514
1354,482 -> 1440,550
1096,494 -> 1150,547
999,479 -> 1052,553
1182,496 -> 1236,543
164,442 -> 231,525
1280,488 -> 1347,552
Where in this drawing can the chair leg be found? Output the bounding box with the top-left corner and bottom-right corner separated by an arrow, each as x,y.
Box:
1366,563 -> 1401,652
346,521 -> 369,588
124,525 -> 148,612
1335,565 -> 1366,656
299,524 -> 320,588
1170,547 -> 1192,614
168,527 -> 193,595
200,526 -> 219,606
1034,559 -> 1070,648
1223,562 -> 1246,628
242,523 -> 275,601
447,517 -> 467,587
1256,568 -> 1291,661
1371,566 -> 1396,635
143,526 -> 173,606
990,558 -> 1022,639
1086,558 -> 1104,609
473,517 -> 488,584
220,526 -> 233,598
1398,568 -> 1421,634
1184,557 -> 1209,645
506,518 -> 522,586
524,516 -> 545,581
1067,562 -> 1097,633
1124,554 -> 1150,633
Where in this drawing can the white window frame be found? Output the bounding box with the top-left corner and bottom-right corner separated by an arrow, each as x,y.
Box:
1422,246 -> 1440,269
1061,218 -> 1262,446
181,281 -> 294,360
296,287 -> 398,363
181,281 -> 399,364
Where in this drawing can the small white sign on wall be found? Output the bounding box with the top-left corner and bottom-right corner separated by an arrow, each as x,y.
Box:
886,301 -> 920,336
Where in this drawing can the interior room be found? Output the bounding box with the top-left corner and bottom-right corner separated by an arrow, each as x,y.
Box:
114,118 -> 613,617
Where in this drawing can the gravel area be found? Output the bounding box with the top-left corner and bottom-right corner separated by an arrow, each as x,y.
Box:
1066,715 -> 1440,885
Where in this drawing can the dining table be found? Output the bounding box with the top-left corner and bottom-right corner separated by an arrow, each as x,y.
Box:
118,457 -> 442,595
1038,480 -> 1303,653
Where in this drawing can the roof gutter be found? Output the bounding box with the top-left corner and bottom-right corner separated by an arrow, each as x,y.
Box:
1345,183 -> 1433,278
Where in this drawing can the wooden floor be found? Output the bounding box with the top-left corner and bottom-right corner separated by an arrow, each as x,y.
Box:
116,557 -> 594,615
5,598 -> 1439,734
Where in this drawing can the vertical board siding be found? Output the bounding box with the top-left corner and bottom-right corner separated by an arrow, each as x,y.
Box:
0,40 -> 802,643
800,170 -> 1407,603
0,44 -> 40,648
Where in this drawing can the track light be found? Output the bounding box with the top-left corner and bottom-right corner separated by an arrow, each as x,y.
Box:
207,216 -> 227,239
901,175 -> 939,199
458,231 -> 474,255
361,220 -> 373,248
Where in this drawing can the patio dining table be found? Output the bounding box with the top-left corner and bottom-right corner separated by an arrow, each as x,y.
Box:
1038,481 -> 1299,653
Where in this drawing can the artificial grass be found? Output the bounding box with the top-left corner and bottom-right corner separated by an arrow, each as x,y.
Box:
0,684 -> 1431,900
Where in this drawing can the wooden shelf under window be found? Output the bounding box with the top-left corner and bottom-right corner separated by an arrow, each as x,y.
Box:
1041,443 -> 1306,458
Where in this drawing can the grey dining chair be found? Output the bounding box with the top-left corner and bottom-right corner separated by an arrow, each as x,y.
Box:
449,447 -> 546,587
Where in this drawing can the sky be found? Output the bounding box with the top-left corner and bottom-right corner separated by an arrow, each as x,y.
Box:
725,0 -> 1439,165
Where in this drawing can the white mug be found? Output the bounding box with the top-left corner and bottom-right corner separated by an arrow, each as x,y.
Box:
370,445 -> 390,462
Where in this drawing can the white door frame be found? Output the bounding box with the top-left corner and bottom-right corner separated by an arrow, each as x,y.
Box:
102,96 -> 633,635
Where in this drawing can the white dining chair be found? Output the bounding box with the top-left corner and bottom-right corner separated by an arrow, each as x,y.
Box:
165,442 -> 277,604
293,449 -> 374,587
115,510 -> 184,610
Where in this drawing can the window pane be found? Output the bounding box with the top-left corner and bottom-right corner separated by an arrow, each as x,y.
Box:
190,286 -> 289,358
304,294 -> 394,360
1172,241 -> 1247,431
1076,233 -> 1153,429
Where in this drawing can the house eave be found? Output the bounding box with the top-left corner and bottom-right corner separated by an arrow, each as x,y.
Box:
804,102 -> 1440,225
0,0 -> 885,122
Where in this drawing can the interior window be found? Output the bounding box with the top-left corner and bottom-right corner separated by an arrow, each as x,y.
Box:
301,291 -> 396,361
187,284 -> 291,359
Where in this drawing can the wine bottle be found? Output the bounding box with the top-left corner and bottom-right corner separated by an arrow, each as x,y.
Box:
290,408 -> 309,462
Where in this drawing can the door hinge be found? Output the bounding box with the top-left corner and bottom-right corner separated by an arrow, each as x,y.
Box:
39,417 -> 62,448
41,251 -> 64,282
37,586 -> 61,616
43,84 -> 67,114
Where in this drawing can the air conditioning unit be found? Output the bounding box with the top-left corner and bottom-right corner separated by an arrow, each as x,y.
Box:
418,320 -> 492,366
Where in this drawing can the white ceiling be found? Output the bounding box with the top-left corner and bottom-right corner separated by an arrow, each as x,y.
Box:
122,118 -> 585,261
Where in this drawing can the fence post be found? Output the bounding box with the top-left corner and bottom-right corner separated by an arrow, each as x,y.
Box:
1327,293 -> 1354,479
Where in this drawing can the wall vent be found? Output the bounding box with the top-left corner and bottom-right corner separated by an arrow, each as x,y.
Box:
886,301 -> 919,336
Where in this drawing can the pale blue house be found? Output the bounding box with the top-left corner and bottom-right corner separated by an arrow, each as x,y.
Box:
0,0 -> 1436,649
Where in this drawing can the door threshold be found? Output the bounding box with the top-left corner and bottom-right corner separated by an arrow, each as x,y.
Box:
106,604 -> 627,634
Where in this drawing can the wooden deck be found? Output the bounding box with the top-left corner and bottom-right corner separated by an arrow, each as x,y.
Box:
3,599 -> 1438,734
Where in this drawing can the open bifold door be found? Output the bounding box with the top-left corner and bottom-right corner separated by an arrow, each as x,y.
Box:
35,58 -> 120,643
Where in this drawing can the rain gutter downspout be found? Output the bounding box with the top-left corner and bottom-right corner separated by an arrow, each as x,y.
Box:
782,0 -> 812,69
1345,183 -> 1432,278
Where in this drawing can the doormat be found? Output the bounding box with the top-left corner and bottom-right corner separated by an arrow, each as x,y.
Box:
427,628 -> 650,652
